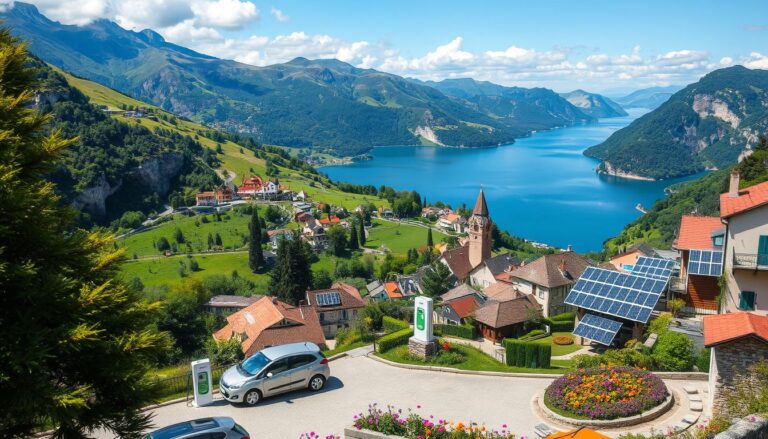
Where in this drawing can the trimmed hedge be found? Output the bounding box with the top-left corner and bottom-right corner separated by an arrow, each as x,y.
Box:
434,324 -> 476,339
543,311 -> 576,332
504,339 -> 551,368
382,316 -> 410,333
377,328 -> 412,352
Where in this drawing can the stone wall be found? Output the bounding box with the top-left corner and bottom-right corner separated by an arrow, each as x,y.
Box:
711,337 -> 768,417
713,415 -> 768,439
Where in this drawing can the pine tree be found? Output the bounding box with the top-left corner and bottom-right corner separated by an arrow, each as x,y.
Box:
269,233 -> 312,305
349,223 -> 359,250
427,227 -> 434,248
248,207 -> 264,271
215,232 -> 223,247
421,261 -> 453,297
207,232 -> 214,249
358,219 -> 366,246
0,30 -> 168,437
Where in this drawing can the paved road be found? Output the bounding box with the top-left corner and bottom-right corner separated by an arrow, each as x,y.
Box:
133,351 -> 707,439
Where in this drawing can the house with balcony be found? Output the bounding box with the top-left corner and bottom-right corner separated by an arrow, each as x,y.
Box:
721,171 -> 768,314
673,215 -> 724,315
437,213 -> 466,233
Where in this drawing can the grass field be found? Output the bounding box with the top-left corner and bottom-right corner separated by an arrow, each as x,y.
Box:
534,332 -> 582,357
364,219 -> 448,255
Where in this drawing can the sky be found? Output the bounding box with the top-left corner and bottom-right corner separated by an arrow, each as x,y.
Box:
4,0 -> 768,92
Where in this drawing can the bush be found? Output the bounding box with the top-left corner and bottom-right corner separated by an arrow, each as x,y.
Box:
434,324 -> 476,339
696,348 -> 711,373
543,311 -> 576,332
646,313 -> 672,336
537,344 -> 552,369
521,328 -> 546,339
553,335 -> 574,345
652,331 -> 695,371
382,316 -> 409,333
377,328 -> 412,352
572,354 -> 602,369
433,351 -> 465,365
602,348 -> 653,369
503,340 -> 550,368
550,311 -> 576,322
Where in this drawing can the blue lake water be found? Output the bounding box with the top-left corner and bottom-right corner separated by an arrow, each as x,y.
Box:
322,109 -> 702,252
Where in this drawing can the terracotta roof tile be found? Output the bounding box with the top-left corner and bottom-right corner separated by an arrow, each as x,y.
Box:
473,294 -> 541,328
440,246 -> 474,280
306,283 -> 366,311
507,252 -> 590,289
704,312 -> 768,347
444,295 -> 482,319
384,282 -> 403,299
483,282 -> 520,300
720,180 -> 768,218
675,215 -> 722,250
440,284 -> 478,302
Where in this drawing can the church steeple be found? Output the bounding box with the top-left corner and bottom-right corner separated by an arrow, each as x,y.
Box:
468,187 -> 492,268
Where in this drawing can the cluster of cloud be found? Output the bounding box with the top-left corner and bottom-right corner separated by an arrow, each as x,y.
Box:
9,0 -> 768,90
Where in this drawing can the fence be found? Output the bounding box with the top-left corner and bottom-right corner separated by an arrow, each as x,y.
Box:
152,362 -> 232,402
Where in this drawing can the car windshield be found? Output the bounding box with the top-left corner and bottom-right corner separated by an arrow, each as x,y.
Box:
239,352 -> 271,375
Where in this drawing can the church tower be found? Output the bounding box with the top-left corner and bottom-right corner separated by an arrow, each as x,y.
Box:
468,187 -> 492,268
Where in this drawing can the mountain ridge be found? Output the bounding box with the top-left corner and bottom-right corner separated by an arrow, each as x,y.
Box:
559,89 -> 628,118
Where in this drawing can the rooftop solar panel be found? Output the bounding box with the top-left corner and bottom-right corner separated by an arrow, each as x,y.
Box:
687,250 -> 723,277
631,256 -> 675,281
565,266 -> 667,323
573,313 -> 623,346
316,292 -> 341,306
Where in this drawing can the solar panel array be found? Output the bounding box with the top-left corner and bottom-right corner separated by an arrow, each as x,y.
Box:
315,292 -> 341,306
573,313 -> 623,346
564,266 -> 669,323
687,250 -> 723,277
631,256 -> 675,281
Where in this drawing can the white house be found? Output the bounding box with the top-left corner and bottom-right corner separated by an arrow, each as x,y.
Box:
438,213 -> 465,233
468,253 -> 522,288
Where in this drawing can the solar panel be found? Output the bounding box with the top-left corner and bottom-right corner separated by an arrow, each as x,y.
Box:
687,249 -> 723,277
631,256 -> 675,281
573,313 -> 623,346
316,292 -> 341,306
565,266 -> 667,323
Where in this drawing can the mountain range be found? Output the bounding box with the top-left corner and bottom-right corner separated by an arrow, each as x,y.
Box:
613,85 -> 683,110
2,2 -> 621,156
585,66 -> 768,180
559,90 -> 627,118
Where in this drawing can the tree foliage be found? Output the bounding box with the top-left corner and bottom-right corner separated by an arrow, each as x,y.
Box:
248,207 -> 264,271
269,234 -> 313,305
0,29 -> 168,437
421,261 -> 453,297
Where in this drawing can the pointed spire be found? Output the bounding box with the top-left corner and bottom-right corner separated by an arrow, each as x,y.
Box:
472,187 -> 489,217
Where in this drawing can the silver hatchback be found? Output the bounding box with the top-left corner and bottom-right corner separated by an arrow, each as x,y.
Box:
220,342 -> 330,406
145,417 -> 249,439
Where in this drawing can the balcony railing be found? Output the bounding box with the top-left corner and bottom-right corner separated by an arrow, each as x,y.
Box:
733,253 -> 768,270
668,276 -> 686,292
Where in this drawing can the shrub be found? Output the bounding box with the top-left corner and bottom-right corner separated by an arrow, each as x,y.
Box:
433,351 -> 465,366
503,340 -> 550,368
572,354 -> 602,369
377,328 -> 412,352
601,348 -> 653,369
382,316 -> 409,333
553,335 -> 574,345
434,324 -> 476,339
550,311 -> 576,322
646,313 -> 672,336
696,348 -> 711,373
537,344 -> 551,369
521,328 -> 546,339
524,343 -> 537,367
545,367 -> 668,420
652,331 -> 695,371
543,311 -> 576,332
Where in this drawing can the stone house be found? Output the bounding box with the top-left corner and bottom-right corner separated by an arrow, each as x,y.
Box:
305,282 -> 366,338
704,312 -> 768,417
468,252 -> 522,288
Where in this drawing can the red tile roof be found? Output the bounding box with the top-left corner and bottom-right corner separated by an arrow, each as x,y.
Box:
440,246 -> 474,280
720,180 -> 768,218
445,295 -> 481,319
675,215 -> 722,250
305,283 -> 365,312
703,312 -> 768,347
507,252 -> 590,289
384,282 -> 403,299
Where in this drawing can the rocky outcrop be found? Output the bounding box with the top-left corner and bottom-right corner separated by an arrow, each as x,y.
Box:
692,94 -> 741,129
412,126 -> 442,145
73,175 -> 122,215
599,161 -> 655,181
135,152 -> 184,196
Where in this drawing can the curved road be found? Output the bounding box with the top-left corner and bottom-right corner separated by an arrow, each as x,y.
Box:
131,349 -> 707,439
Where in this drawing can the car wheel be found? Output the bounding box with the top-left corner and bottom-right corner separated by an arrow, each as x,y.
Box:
308,375 -> 326,391
243,389 -> 261,406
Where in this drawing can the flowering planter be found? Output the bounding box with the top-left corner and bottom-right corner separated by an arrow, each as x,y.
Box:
536,390 -> 675,429
344,426 -> 404,439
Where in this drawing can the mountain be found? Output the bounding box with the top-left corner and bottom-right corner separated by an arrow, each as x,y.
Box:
559,89 -> 628,118
1,3 -> 593,156
584,66 -> 768,180
418,78 -> 594,130
614,85 -> 683,110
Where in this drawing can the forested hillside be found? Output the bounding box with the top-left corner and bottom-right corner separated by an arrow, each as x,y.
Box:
586,66 -> 768,180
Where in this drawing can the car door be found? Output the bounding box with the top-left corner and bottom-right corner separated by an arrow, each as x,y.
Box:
287,354 -> 318,390
260,358 -> 293,397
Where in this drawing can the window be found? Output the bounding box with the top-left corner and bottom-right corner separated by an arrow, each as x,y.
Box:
262,358 -> 289,376
759,236 -> 768,265
341,309 -> 348,320
289,354 -> 317,370
319,312 -> 325,322
712,235 -> 724,247
188,434 -> 226,439
739,291 -> 756,311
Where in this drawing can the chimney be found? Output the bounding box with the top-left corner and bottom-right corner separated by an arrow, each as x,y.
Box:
559,257 -> 566,273
729,169 -> 740,198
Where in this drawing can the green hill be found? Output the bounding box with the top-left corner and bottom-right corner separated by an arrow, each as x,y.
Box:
585,66 -> 768,180
559,89 -> 627,118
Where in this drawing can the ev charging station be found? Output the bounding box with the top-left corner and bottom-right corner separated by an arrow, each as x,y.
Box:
190,358 -> 213,407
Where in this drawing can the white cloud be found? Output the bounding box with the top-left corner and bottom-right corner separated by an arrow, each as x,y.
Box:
0,0 -> 13,12
23,0 -> 110,26
744,52 -> 768,69
114,0 -> 193,29
270,6 -> 288,22
191,0 -> 259,29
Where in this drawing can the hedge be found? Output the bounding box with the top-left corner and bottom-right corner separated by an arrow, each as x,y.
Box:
543,311 -> 576,332
382,316 -> 410,333
377,328 -> 412,352
434,324 -> 476,339
503,340 -> 551,368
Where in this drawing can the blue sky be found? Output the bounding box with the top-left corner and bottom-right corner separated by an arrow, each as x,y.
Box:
12,0 -> 768,92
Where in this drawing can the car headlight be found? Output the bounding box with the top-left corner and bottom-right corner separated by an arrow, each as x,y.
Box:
227,383 -> 241,390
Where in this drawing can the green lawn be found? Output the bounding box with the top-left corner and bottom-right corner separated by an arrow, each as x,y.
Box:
377,343 -> 565,374
364,219 -> 447,255
533,332 -> 582,357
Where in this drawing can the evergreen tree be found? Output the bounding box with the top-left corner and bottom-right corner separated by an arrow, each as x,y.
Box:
0,29 -> 168,437
348,223 -> 359,250
248,207 -> 264,271
358,219 -> 366,245
157,236 -> 171,251
326,225 -> 348,256
173,227 -> 185,243
427,227 -> 434,248
207,232 -> 214,249
269,234 -> 312,305
214,232 -> 223,247
421,261 -> 453,297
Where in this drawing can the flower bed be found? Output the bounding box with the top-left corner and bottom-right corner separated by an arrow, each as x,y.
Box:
350,404 -> 515,438
544,366 -> 668,420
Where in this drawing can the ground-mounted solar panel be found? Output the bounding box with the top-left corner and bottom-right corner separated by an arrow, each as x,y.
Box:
565,266 -> 666,323
573,313 -> 623,346
687,250 -> 723,277
631,256 -> 675,281
316,292 -> 341,306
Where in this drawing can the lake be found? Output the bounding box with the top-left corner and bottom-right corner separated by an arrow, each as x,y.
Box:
322,109 -> 701,252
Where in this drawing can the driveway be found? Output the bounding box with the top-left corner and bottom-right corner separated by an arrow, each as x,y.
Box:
134,350 -> 708,439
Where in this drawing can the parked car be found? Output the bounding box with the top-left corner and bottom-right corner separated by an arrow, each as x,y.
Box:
145,417 -> 249,439
220,341 -> 330,406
